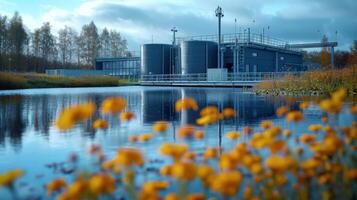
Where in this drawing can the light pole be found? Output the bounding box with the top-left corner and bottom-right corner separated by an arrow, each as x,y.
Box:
216,6 -> 224,69
171,27 -> 178,45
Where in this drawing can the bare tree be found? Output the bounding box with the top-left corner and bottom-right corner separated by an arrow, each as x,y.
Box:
99,28 -> 110,58
79,21 -> 100,67
58,26 -> 77,65
109,30 -> 128,57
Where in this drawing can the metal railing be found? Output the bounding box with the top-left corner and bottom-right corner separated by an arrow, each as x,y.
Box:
141,72 -> 304,82
176,32 -> 290,49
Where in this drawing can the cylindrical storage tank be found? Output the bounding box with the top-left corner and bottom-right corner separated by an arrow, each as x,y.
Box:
181,41 -> 218,74
141,44 -> 172,75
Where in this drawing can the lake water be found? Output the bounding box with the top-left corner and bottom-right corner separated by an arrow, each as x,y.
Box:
0,86 -> 354,198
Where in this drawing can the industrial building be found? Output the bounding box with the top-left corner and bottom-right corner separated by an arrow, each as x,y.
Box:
91,6 -> 337,84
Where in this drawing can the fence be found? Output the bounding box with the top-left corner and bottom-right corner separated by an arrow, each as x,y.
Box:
141,72 -> 304,82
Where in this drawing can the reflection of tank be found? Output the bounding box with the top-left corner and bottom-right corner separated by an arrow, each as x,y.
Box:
141,90 -> 180,123
181,41 -> 218,74
141,44 -> 172,75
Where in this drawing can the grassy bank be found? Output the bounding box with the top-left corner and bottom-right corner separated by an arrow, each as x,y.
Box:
254,66 -> 357,96
0,72 -> 131,90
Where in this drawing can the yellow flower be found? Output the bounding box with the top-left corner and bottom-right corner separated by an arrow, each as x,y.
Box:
197,165 -> 215,186
92,119 -> 108,129
101,97 -> 126,115
196,114 -> 222,126
210,171 -> 243,197
319,99 -> 342,113
222,108 -> 236,118
160,143 -> 188,162
56,102 -> 96,131
299,101 -> 310,110
102,159 -> 121,174
177,125 -> 195,138
269,140 -> 286,154
175,98 -> 198,112
171,162 -> 197,180
152,121 -> 169,132
0,169 -> 24,187
139,133 -> 153,142
139,181 -> 170,200
226,131 -> 240,140
331,88 -> 347,103
308,124 -> 323,132
265,155 -> 297,172
120,111 -> 135,121
276,106 -> 289,117
260,120 -> 272,129
286,111 -> 304,122
219,153 -> 238,170
283,129 -> 291,137
194,130 -> 205,139
89,173 -> 115,195
57,179 -> 87,200
47,178 -> 67,195
321,116 -> 328,123
115,147 -> 144,167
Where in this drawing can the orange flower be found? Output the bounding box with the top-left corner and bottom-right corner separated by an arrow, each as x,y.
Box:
200,106 -> 219,116
177,125 -> 195,138
175,98 -> 198,112
101,97 -> 126,115
47,178 -> 67,195
89,173 -> 115,195
266,155 -> 297,172
160,143 -> 188,162
299,134 -> 316,144
196,114 -> 221,126
319,99 -> 342,113
120,112 -> 134,121
260,120 -> 272,129
194,130 -> 205,139
88,144 -> 101,154
186,193 -> 205,200
92,119 -> 108,129
286,111 -> 304,122
0,169 -> 24,187
276,106 -> 289,117
128,135 -> 138,142
115,147 -> 144,167
308,124 -> 323,132
210,171 -> 243,197
226,131 -> 240,140
152,121 -> 169,132
171,161 -> 197,180
203,147 -> 218,160
222,108 -> 236,118
299,101 -> 310,110
243,126 -> 253,135
350,105 -> 357,114
139,133 -> 153,142
283,129 -> 291,137
55,102 -> 96,131
331,88 -> 346,103
160,165 -> 173,176
164,193 -> 179,200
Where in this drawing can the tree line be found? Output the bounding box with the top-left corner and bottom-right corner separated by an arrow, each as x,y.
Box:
0,12 -> 131,72
304,35 -> 357,69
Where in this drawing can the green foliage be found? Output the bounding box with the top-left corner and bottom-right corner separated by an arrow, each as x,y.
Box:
0,72 -> 128,90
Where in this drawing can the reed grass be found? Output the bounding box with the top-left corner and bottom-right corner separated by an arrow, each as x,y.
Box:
254,65 -> 357,96
0,72 -> 129,90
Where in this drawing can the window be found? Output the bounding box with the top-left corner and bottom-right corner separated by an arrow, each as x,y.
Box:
245,64 -> 250,72
252,52 -> 258,57
280,56 -> 284,60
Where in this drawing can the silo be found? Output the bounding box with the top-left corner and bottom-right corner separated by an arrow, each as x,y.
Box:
181,41 -> 218,74
141,44 -> 172,75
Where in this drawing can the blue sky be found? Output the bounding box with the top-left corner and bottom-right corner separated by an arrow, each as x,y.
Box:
0,0 -> 356,51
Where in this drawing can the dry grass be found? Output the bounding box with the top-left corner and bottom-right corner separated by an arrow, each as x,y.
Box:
254,66 -> 357,96
0,72 -> 129,90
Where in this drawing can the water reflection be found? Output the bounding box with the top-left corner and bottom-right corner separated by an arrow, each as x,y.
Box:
0,86 -> 298,153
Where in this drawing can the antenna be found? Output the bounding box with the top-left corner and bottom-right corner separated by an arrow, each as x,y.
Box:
216,6 -> 224,69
